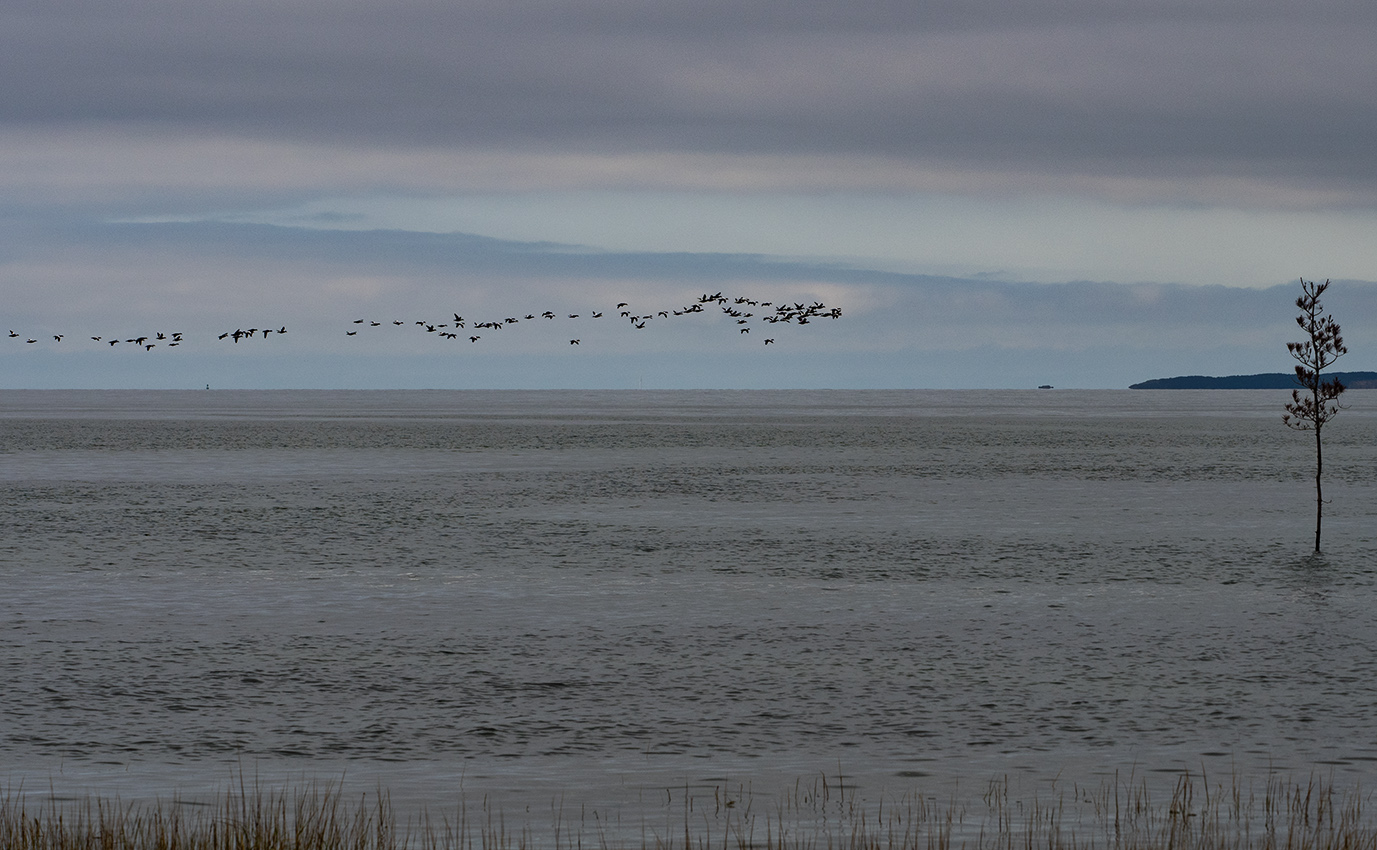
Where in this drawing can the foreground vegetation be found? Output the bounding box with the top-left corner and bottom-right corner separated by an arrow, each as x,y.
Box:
2,771 -> 1374,850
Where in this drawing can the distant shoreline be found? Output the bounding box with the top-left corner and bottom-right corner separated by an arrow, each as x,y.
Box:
1130,371 -> 1377,389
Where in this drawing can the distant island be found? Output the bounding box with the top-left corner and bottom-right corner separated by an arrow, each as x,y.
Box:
1131,371 -> 1377,389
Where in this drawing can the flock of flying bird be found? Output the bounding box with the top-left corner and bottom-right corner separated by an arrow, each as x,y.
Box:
342,291 -> 842,347
5,326 -> 279,351
7,328 -> 194,351
6,292 -> 841,352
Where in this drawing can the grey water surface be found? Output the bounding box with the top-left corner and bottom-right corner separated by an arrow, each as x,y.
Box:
2,389 -> 1376,825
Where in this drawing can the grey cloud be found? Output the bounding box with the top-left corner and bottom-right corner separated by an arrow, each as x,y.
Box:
27,216 -> 1377,340
2,1 -> 1374,198
5,213 -> 1374,387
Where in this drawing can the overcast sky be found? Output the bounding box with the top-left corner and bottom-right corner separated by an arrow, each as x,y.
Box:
2,0 -> 1374,389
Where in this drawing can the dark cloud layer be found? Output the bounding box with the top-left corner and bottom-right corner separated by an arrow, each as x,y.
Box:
3,211 -> 1373,387
4,1 -> 1375,198
11,214 -> 1373,343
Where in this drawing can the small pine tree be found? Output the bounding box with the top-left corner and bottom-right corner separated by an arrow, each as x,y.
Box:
1283,278 -> 1347,553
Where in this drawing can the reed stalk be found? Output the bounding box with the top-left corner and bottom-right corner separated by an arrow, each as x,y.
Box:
2,772 -> 1373,850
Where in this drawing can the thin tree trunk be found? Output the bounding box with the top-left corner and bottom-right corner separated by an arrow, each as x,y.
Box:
1314,421 -> 1323,553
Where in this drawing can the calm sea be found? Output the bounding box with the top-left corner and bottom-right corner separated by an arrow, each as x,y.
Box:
3,389 -> 1375,830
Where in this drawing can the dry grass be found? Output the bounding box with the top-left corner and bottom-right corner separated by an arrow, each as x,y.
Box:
2,771 -> 1374,850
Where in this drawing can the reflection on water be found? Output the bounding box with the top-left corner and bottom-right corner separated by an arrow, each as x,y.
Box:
2,389 -> 1375,826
